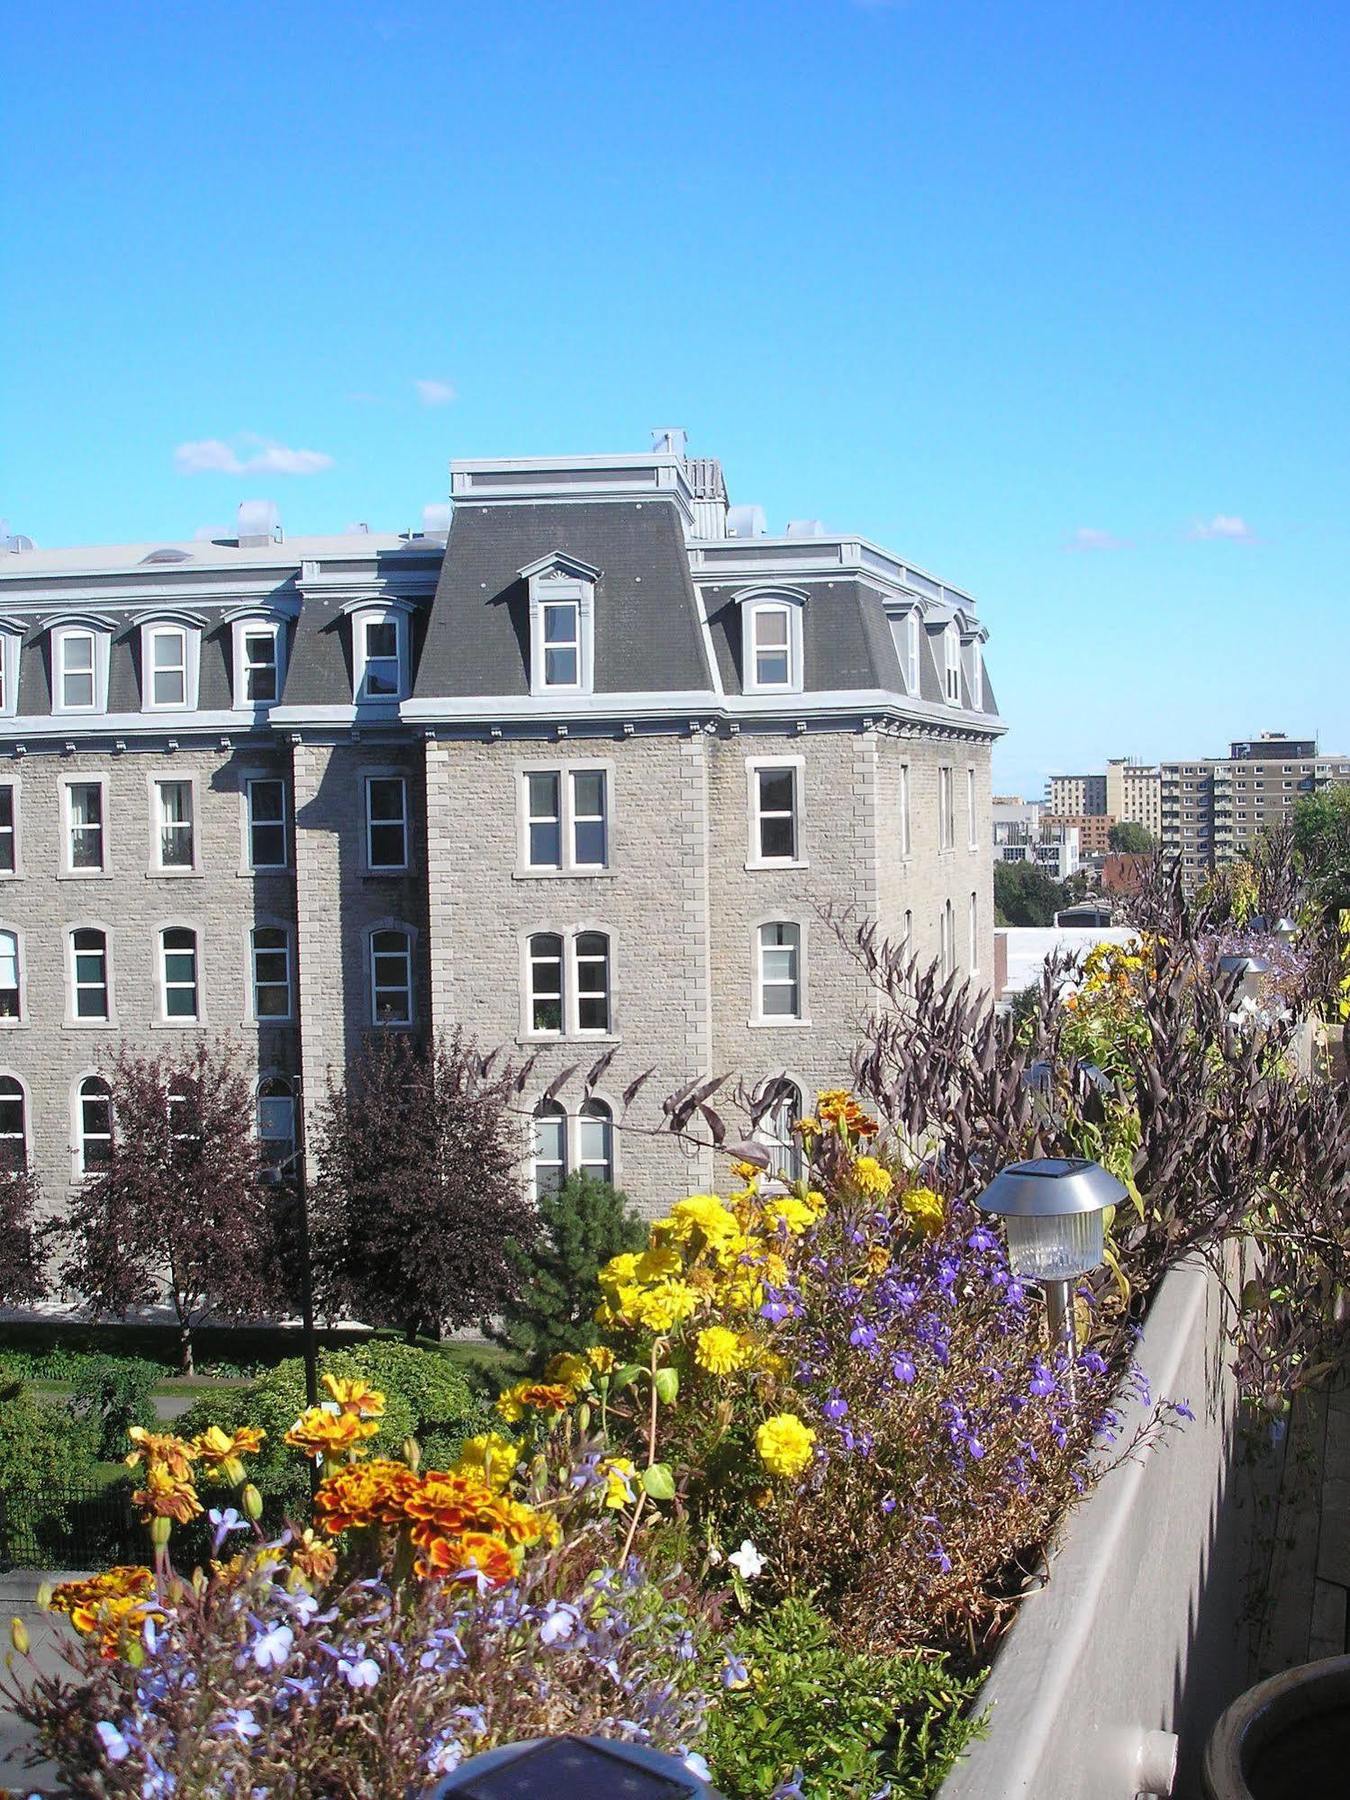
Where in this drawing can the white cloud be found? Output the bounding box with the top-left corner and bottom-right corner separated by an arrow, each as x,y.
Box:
1189,514 -> 1256,542
414,378 -> 456,407
173,435 -> 334,476
1065,526 -> 1129,553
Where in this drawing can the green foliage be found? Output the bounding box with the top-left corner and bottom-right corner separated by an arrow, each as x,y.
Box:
0,1363 -> 101,1489
67,1354 -> 161,1459
490,1173 -> 647,1369
1294,787 -> 1350,914
706,1599 -> 984,1799
993,860 -> 1069,927
1107,820 -> 1154,853
177,1342 -> 491,1507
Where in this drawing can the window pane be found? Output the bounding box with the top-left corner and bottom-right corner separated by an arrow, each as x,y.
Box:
543,605 -> 578,646
248,780 -> 287,869
755,609 -> 788,647
756,648 -> 790,686
368,778 -> 405,821
366,622 -> 398,659
578,1102 -> 612,1181
534,1106 -> 565,1196
760,814 -> 795,860
544,646 -> 578,686
573,818 -> 606,865
529,933 -> 563,1032
758,769 -> 794,813
575,933 -> 610,1032
572,771 -> 604,815
0,787 -> 13,874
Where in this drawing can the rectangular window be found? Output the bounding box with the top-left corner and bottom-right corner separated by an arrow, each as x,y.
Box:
906,614 -> 920,693
366,777 -> 409,871
939,767 -> 955,850
967,768 -> 978,848
243,628 -> 278,704
753,765 -> 798,862
247,779 -> 287,870
752,607 -> 791,687
0,931 -> 18,1018
578,1102 -> 613,1183
899,764 -> 911,857
572,770 -> 607,867
155,780 -> 194,869
0,786 -> 13,874
370,928 -> 413,1025
969,891 -> 979,971
527,773 -> 562,868
79,1079 -> 112,1172
60,631 -> 96,710
72,928 -> 109,1019
66,782 -> 105,871
251,927 -> 292,1020
0,640 -> 7,713
945,631 -> 961,704
161,928 -> 199,1020
758,921 -> 801,1020
362,619 -> 400,698
542,603 -> 580,687
149,628 -> 187,708
257,1088 -> 296,1169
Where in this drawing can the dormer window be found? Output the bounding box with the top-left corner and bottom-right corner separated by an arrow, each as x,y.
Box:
49,617 -> 114,715
965,639 -> 984,710
738,588 -> 806,696
0,625 -> 19,717
943,626 -> 962,705
345,602 -> 412,705
135,613 -> 203,713
521,553 -> 598,698
226,602 -> 296,711
905,613 -> 920,694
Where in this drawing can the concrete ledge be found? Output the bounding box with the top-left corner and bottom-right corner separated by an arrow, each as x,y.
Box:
939,1254 -> 1248,1800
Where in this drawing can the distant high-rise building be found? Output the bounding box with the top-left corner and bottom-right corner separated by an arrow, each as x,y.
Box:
1160,732 -> 1350,887
1046,773 -> 1108,817
1105,759 -> 1162,841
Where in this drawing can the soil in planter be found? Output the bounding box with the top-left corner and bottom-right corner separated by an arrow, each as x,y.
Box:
1245,1712 -> 1350,1799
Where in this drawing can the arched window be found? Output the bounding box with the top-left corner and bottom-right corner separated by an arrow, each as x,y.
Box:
257,1077 -> 296,1171
78,1075 -> 112,1175
0,1075 -> 26,1172
578,1099 -> 613,1184
71,927 -> 110,1019
757,1080 -> 803,1183
532,1101 -> 566,1199
944,625 -> 962,704
757,922 -> 801,1021
160,927 -> 199,1020
528,933 -> 564,1034
940,900 -> 956,978
574,932 -> 611,1034
0,929 -> 19,1019
370,928 -> 413,1026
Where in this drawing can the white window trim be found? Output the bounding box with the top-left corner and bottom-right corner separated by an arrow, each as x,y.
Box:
969,890 -> 979,974
71,1069 -> 113,1182
64,922 -> 116,1029
899,761 -> 912,859
0,774 -> 21,879
943,625 -> 962,707
147,772 -> 201,876
59,775 -> 110,879
52,624 -> 110,715
745,754 -> 807,870
940,900 -> 957,978
231,617 -> 285,710
905,613 -> 920,695
140,621 -> 200,713
0,629 -> 21,717
0,925 -> 26,1028
528,1091 -> 621,1193
363,771 -> 411,874
156,922 -> 203,1027
967,767 -> 979,850
528,575 -> 595,697
515,760 -> 615,877
0,1068 -> 31,1168
366,919 -> 417,1029
938,765 -> 956,853
519,925 -> 619,1042
254,1072 -> 298,1169
749,915 -> 810,1028
247,922 -> 295,1025
741,596 -> 805,696
241,773 -> 289,874
964,639 -> 984,711
350,604 -> 410,704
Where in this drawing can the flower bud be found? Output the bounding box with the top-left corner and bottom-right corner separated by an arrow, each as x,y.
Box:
401,1435 -> 421,1473
34,1583 -> 53,1612
150,1515 -> 174,1548
9,1617 -> 30,1655
223,1457 -> 246,1488
242,1483 -> 263,1522
576,1403 -> 592,1434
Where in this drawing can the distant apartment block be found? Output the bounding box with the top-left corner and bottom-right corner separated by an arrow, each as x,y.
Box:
1161,733 -> 1350,886
1105,759 -> 1162,840
1043,811 -> 1113,859
1046,773 -> 1108,817
992,800 -> 1080,882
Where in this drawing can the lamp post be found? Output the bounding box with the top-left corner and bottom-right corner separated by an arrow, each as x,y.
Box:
262,1092 -> 320,1498
423,1734 -> 723,1798
1217,951 -> 1271,1010
1272,916 -> 1298,947
976,1157 -> 1125,1404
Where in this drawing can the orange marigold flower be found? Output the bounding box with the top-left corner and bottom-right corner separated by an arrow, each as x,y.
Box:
125,1427 -> 198,1480
320,1373 -> 386,1419
495,1381 -> 574,1424
285,1405 -> 380,1459
314,1459 -> 421,1534
132,1466 -> 202,1525
416,1531 -> 517,1585
289,1528 -> 339,1586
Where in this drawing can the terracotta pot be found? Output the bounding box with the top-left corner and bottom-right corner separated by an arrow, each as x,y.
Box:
1202,1655 -> 1350,1800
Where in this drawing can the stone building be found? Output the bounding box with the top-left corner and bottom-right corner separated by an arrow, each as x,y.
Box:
0,438 -> 1003,1215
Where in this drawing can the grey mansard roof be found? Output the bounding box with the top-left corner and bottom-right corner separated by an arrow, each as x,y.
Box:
414,502 -> 712,699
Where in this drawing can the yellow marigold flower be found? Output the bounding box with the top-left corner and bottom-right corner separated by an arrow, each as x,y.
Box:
793,1116 -> 821,1138
543,1352 -> 592,1393
865,1244 -> 892,1276
454,1432 -> 521,1492
321,1374 -> 386,1419
694,1325 -> 745,1376
599,1250 -> 640,1290
628,1281 -> 700,1333
755,1413 -> 817,1480
285,1405 -> 380,1460
851,1156 -> 894,1198
598,1455 -> 637,1509
587,1344 -> 616,1375
730,1159 -> 762,1183
764,1195 -> 817,1235
132,1465 -> 202,1525
495,1381 -> 574,1423
901,1186 -> 946,1238
125,1427 -> 197,1480
314,1459 -> 421,1533
668,1194 -> 740,1246
635,1245 -> 684,1284
189,1424 -> 265,1486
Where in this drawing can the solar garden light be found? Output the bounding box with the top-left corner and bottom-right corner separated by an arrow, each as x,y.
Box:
1217,950 -> 1271,1008
423,1734 -> 724,1798
976,1157 -> 1126,1405
1272,916 -> 1298,945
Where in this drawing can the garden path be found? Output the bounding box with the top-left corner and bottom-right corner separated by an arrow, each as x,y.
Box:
0,1570 -> 78,1798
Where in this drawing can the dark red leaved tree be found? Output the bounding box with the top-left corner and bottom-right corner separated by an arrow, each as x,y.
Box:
0,1167 -> 52,1308
309,1030 -> 537,1340
59,1042 -> 284,1372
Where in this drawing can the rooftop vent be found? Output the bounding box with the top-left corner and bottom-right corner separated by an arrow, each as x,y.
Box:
650,427 -> 688,458
726,503 -> 767,539
141,547 -> 194,564
785,519 -> 826,538
237,499 -> 281,548
0,520 -> 35,553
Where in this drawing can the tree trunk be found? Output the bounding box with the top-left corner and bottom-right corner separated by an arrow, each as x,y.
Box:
178,1322 -> 194,1376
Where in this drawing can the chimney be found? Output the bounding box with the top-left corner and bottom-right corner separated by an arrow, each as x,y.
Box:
726,503 -> 768,539
650,426 -> 688,458
237,499 -> 281,548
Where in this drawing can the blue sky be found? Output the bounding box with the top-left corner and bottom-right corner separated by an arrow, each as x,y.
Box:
3,0 -> 1346,796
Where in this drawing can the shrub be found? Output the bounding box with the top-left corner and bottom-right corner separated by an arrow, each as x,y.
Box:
0,1366 -> 100,1491
491,1173 -> 648,1369
67,1354 -> 161,1460
706,1598 -> 983,1799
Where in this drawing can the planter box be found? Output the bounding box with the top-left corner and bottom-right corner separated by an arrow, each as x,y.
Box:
939,1254 -> 1250,1800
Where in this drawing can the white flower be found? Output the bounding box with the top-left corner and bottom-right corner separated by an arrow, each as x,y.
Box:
728,1539 -> 765,1581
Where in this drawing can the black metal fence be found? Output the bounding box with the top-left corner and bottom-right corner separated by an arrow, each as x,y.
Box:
0,1484 -> 297,1572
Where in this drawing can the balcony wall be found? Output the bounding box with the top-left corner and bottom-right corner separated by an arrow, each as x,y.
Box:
939,1252 -> 1250,1800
